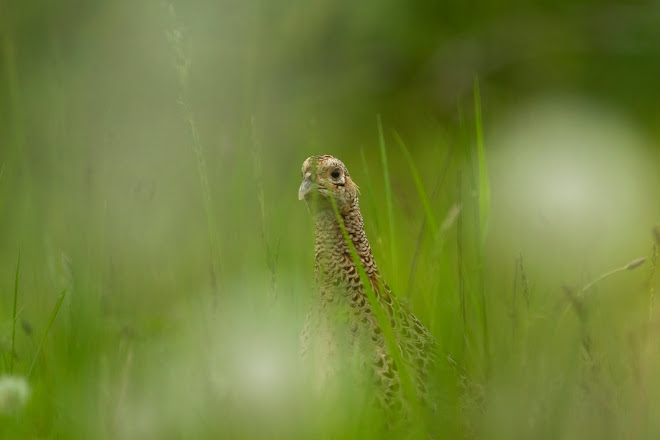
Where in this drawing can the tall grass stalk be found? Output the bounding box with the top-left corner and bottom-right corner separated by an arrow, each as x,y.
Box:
407,147 -> 453,294
377,116 -> 397,281
582,257 -> 646,294
472,79 -> 490,375
393,131 -> 438,237
456,170 -> 467,352
113,345 -> 134,431
511,254 -> 519,343
168,5 -> 223,294
3,16 -> 24,159
329,196 -> 421,425
649,226 -> 660,322
511,252 -> 531,344
10,252 -> 20,374
359,146 -> 381,236
559,257 -> 648,322
473,78 -> 490,244
251,117 -> 279,299
28,290 -> 66,378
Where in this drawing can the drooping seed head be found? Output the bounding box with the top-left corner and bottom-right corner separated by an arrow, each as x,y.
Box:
625,257 -> 647,271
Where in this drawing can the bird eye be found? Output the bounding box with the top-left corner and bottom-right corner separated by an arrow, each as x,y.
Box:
331,168 -> 341,179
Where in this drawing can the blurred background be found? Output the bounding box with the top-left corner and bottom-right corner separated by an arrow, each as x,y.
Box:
1,0 -> 659,438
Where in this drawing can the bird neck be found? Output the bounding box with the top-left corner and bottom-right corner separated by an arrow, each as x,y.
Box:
313,197 -> 379,292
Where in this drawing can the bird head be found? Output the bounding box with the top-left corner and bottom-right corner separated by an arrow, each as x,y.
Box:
298,155 -> 359,214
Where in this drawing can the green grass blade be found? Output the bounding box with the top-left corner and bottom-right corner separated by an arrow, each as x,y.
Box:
473,77 -> 491,375
168,5 -> 223,295
393,131 -> 438,238
251,117 -> 279,299
473,77 -> 490,244
10,251 -> 20,374
359,146 -> 381,236
28,290 -> 67,378
377,115 -> 397,278
650,228 -> 660,322
407,147 -> 454,294
456,170 -> 467,345
329,196 -> 420,419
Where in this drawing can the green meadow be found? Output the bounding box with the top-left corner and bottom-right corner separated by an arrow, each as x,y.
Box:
2,1 -> 660,439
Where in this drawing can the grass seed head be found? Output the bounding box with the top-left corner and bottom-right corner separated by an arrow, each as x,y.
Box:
625,257 -> 647,271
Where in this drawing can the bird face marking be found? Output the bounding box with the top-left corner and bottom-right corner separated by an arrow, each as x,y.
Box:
298,155 -> 357,213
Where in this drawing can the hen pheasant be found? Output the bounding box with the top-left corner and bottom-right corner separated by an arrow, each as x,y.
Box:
298,154 -> 439,412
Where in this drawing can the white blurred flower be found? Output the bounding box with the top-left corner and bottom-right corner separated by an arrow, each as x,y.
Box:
0,375 -> 30,413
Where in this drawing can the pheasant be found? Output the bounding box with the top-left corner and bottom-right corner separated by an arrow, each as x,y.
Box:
298,154 -> 439,413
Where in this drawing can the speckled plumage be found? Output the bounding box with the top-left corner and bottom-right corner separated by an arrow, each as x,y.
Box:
299,155 -> 439,411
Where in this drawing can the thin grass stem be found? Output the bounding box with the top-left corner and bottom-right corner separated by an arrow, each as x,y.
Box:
471,78 -> 490,377
407,147 -> 453,294
456,170 -> 466,350
28,290 -> 66,378
359,146 -> 381,236
377,115 -> 397,280
473,77 -> 490,244
168,6 -> 223,294
393,131 -> 438,236
582,258 -> 646,294
329,195 -> 421,421
251,117 -> 279,299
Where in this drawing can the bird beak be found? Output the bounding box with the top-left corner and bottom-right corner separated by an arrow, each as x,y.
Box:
298,177 -> 314,200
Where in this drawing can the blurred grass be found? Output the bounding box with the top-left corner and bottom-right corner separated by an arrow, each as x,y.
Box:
1,0 -> 660,439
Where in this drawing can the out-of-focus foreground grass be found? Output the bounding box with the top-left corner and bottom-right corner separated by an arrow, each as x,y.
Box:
1,1 -> 660,439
